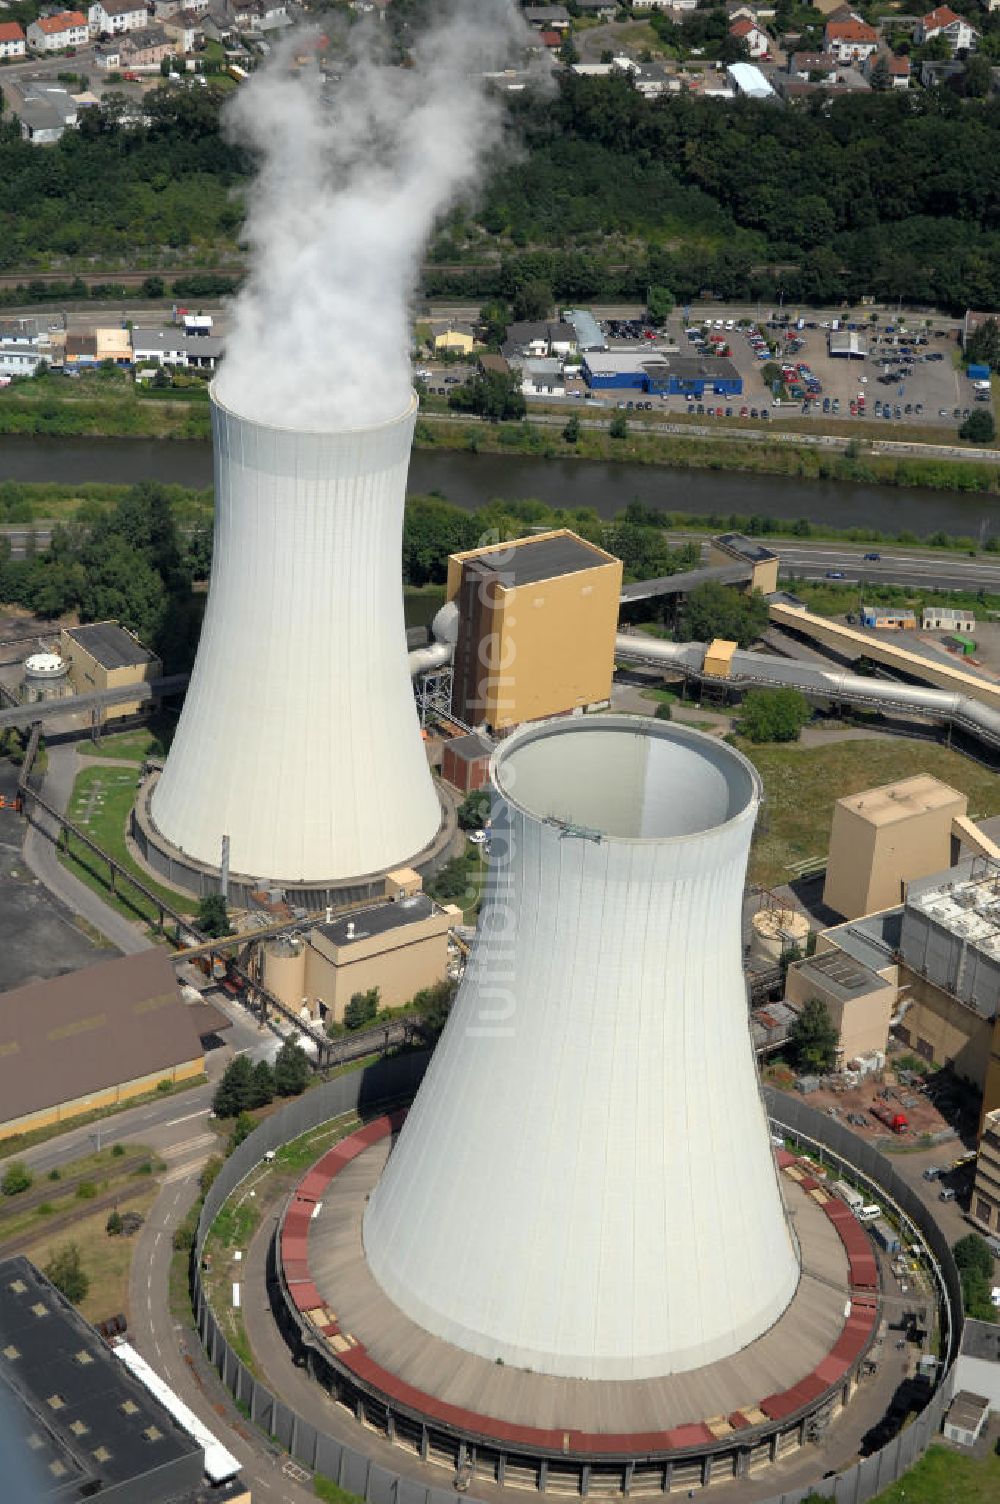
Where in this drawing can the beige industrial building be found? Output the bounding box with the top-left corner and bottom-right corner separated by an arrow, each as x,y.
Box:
822,774 -> 970,920
447,530 -> 621,732
784,947 -> 896,1067
59,620 -> 162,721
971,1108 -> 1000,1238
263,879 -> 459,1025
707,533 -> 780,594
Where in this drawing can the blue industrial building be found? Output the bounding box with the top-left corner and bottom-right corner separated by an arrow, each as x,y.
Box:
581,352 -> 742,398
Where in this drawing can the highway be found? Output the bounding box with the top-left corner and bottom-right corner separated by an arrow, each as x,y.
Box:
684,537 -> 1000,594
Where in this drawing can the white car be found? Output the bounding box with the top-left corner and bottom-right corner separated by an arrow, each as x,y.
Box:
859,376 -> 868,384
468,830 -> 489,845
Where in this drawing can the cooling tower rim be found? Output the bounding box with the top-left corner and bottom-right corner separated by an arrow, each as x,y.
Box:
490,714 -> 762,845
208,381 -> 418,436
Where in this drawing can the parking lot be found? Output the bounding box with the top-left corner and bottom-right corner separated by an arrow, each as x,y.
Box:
666,314 -> 978,431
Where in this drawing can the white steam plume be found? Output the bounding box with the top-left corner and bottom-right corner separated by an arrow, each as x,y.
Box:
214,1 -> 529,432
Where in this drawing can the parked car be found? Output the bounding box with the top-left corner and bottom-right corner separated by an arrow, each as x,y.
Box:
740,405 -> 749,417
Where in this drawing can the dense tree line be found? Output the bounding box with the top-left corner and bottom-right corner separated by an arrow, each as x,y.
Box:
0,483 -> 209,671
0,85 -> 244,270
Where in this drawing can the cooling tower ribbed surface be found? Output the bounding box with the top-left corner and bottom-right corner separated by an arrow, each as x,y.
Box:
363,717 -> 800,1380
150,389 -> 439,883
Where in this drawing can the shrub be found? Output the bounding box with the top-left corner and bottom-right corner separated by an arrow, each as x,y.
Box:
111,1143 -> 125,1158
106,1210 -> 124,1236
2,1162 -> 32,1197
45,1244 -> 88,1304
76,1181 -> 97,1200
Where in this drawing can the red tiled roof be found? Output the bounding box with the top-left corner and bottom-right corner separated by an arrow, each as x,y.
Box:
730,17 -> 759,34
922,5 -> 962,25
35,9 -> 87,30
0,20 -> 25,39
539,28 -> 561,44
889,54 -> 910,71
827,18 -> 878,39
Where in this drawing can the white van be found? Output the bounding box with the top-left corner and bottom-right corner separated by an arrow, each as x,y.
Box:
858,1204 -> 882,1224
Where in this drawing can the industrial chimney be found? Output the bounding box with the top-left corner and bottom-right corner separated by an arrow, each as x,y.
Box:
148,388 -> 440,888
363,717 -> 800,1380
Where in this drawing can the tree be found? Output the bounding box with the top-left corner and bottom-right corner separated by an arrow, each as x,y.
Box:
953,1233 -> 994,1280
961,53 -> 991,97
953,1232 -> 997,1319
959,408 -> 995,443
248,1058 -> 275,1109
868,55 -> 891,91
45,1244 -> 89,1304
142,274 -> 165,298
212,1054 -> 254,1118
739,688 -> 811,743
609,411 -> 628,439
967,317 -> 1000,372
457,789 -> 490,830
196,892 -> 231,937
274,1037 -> 310,1096
562,412 -> 581,443
478,299 -> 509,348
414,977 -> 459,1040
682,581 -> 769,648
343,988 -> 380,1031
646,285 -> 674,325
1,1162 -> 32,1196
559,33 -> 580,65
449,368 -> 526,422
789,998 -> 839,1073
106,1210 -> 124,1236
511,280 -> 553,322
227,1111 -> 255,1151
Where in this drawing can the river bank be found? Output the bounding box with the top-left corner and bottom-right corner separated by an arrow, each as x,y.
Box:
1,381 -> 997,495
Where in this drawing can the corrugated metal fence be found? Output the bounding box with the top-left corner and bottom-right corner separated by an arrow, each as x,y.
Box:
190,1056 -> 962,1504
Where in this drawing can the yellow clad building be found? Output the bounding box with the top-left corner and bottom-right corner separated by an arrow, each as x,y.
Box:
60,621 -> 162,721
447,529 -> 622,732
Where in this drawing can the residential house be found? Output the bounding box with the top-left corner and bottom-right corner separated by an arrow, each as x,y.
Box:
93,39 -> 121,65
0,345 -> 45,379
502,320 -> 577,360
919,55 -> 966,82
132,328 -> 223,369
520,358 -> 565,397
64,333 -> 100,368
730,16 -> 769,54
26,10 -> 89,51
522,5 -> 570,28
725,0 -> 776,19
824,17 -> 879,59
94,327 -> 132,364
119,25 -> 175,66
89,0 -> 150,34
0,20 -> 26,56
916,5 -> 978,51
430,322 -> 476,355
788,49 -> 838,77
864,49 -> 910,84
632,0 -> 690,8
161,8 -> 203,50
572,0 -> 616,17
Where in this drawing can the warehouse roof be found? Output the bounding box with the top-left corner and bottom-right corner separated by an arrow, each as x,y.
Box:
315,894 -> 435,950
65,620 -> 156,670
960,1318 -> 1000,1363
826,908 -> 903,973
446,731 -> 493,763
0,1255 -> 203,1499
464,531 -> 613,587
0,951 -> 202,1129
582,351 -> 742,383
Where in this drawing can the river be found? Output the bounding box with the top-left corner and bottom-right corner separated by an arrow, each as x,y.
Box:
0,434 -> 996,538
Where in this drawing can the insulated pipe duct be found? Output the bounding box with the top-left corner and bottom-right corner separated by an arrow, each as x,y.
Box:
363,717 -> 800,1380
615,634 -> 1000,749
151,389 -> 440,882
407,600 -> 458,678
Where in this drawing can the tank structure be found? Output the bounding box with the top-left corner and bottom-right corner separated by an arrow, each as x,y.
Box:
21,651 -> 71,704
136,388 -> 450,907
750,905 -> 811,968
363,717 -> 799,1379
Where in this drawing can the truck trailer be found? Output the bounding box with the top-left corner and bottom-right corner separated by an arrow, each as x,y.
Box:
870,1219 -> 901,1255
832,1180 -> 865,1214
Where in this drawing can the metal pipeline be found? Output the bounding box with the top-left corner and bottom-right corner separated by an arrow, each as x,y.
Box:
408,600 -> 459,678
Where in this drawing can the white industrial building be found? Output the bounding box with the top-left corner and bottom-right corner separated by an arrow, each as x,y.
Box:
364,718 -> 799,1380
923,606 -> 975,632
148,388 -> 441,889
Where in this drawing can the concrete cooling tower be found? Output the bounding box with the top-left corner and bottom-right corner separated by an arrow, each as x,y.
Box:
147,388 -> 441,891
363,717 -> 800,1381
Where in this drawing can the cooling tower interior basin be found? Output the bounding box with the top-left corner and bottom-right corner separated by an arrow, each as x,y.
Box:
492,717 -> 760,842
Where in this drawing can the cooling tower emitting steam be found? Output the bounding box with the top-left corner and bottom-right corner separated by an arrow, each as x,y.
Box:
364,719 -> 801,1381
214,0 -> 529,431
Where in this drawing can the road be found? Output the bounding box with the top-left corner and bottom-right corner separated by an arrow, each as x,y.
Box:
672,535 -> 1000,594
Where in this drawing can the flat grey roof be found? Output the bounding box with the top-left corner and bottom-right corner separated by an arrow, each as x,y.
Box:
0,1255 -> 202,1498
827,909 -> 903,973
796,948 -> 893,1001
464,533 -> 609,588
716,533 -> 779,564
447,732 -> 493,762
66,621 -> 155,670
961,1318 -> 1000,1363
316,893 -> 435,948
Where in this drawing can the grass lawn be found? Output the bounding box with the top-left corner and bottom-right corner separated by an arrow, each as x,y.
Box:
77,723 -> 173,763
20,1183 -> 160,1326
740,736 -> 1000,888
874,1443 -> 1000,1502
60,762 -> 196,926
640,686 -> 680,705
